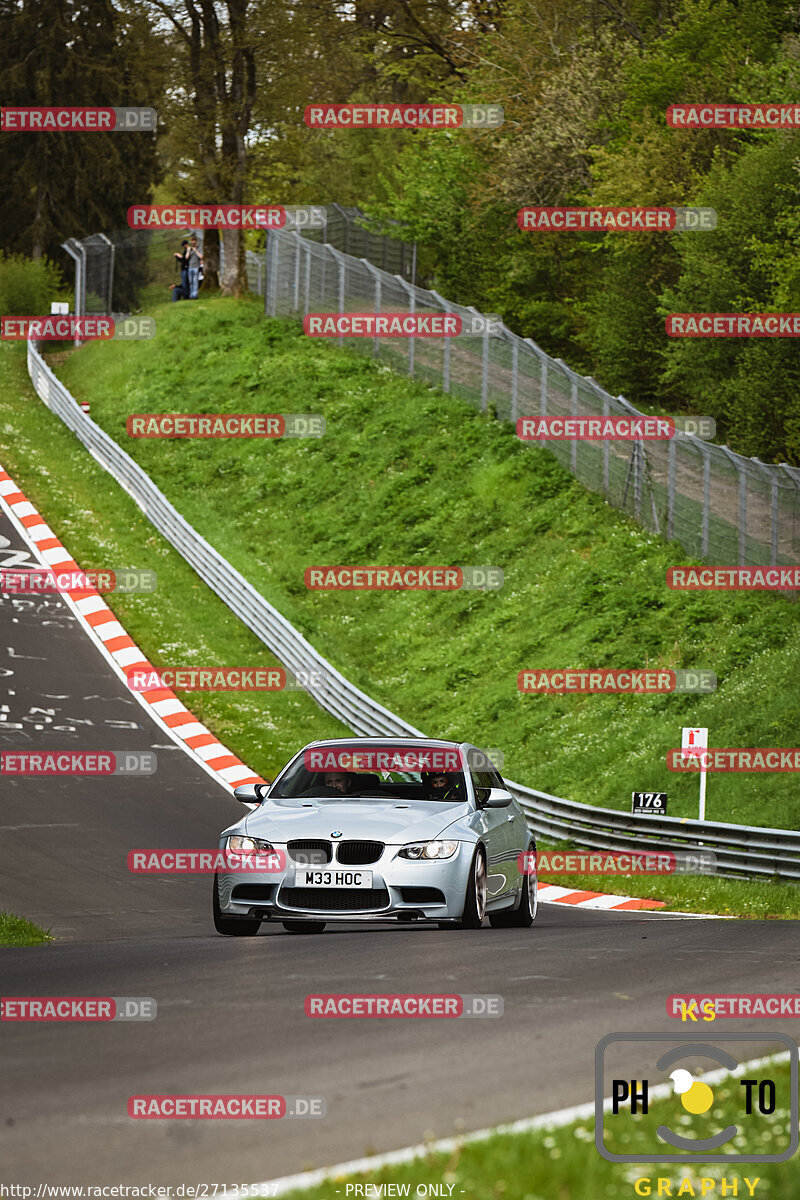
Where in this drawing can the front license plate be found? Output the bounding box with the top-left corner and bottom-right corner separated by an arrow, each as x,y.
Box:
294,869 -> 373,888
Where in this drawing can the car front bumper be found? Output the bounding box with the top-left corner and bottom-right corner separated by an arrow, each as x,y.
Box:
216,841 -> 476,922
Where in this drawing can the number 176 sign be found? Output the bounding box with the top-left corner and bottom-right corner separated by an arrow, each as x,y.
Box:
631,792 -> 667,814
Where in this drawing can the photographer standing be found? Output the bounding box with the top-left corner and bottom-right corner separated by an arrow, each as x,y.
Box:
186,234 -> 203,299
171,239 -> 190,301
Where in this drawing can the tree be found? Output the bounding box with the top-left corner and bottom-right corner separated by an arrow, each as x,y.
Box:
145,0 -> 258,295
0,0 -> 161,274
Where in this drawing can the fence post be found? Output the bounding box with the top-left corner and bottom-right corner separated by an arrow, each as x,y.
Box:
510,335 -> 519,424
326,246 -> 348,349
303,241 -> 312,317
60,239 -> 83,318
267,233 -> 280,317
634,442 -> 643,521
396,276 -> 416,378
571,375 -> 578,472
779,462 -> 800,567
430,290 -> 451,392
97,232 -> 115,313
667,436 -> 676,542
719,447 -> 748,565
361,259 -> 383,359
556,359 -> 579,474
701,445 -> 711,558
468,305 -> 489,412
292,235 -> 301,311
338,253 -> 345,349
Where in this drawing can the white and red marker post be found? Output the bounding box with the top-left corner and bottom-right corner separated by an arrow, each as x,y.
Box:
682,726 -> 709,820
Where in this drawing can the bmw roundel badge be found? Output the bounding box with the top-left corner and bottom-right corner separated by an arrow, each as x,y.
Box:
331,831 -> 343,838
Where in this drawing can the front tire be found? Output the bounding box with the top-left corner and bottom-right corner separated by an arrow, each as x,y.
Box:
489,841 -> 537,928
282,920 -> 327,934
458,846 -> 487,929
213,875 -> 261,936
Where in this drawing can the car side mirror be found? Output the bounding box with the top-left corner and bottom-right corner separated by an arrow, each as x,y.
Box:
484,788 -> 513,808
234,783 -> 268,804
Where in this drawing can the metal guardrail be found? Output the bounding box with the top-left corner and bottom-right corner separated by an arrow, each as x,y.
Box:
520,790 -> 800,882
24,342 -> 800,883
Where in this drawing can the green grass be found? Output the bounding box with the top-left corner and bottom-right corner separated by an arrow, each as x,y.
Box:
0,912 -> 53,946
275,1058 -> 796,1200
49,295 -> 800,830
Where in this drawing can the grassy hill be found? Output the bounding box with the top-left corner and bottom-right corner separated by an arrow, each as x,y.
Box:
29,292 -> 798,832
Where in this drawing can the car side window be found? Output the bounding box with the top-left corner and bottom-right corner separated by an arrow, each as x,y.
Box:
470,766 -> 493,806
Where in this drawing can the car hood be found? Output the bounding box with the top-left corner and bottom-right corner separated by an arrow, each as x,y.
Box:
243,796 -> 470,844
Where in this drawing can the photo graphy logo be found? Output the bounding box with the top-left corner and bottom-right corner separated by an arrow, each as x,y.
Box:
595,1032 -> 798,1163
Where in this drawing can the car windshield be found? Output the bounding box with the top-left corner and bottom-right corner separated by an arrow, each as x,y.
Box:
270,758 -> 468,803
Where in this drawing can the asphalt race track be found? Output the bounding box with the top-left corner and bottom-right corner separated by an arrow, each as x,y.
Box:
2,506 -> 799,1185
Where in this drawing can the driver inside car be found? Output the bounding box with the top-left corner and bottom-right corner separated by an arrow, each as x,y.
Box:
422,771 -> 464,802
321,770 -> 357,796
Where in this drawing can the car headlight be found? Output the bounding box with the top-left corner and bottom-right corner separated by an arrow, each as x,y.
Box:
226,835 -> 275,852
398,840 -> 458,860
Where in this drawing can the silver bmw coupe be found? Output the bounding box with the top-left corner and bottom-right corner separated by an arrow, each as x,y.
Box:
213,738 -> 537,934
